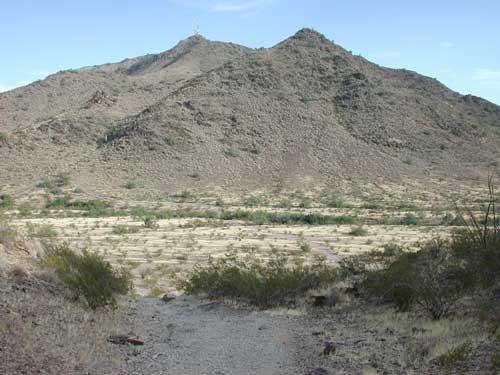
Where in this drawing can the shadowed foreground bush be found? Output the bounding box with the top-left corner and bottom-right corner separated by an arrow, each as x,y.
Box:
181,252 -> 337,307
343,178 -> 500,319
43,244 -> 132,309
347,240 -> 472,319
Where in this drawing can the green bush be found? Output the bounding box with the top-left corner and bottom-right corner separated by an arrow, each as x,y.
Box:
349,226 -> 368,236
26,223 -> 57,239
46,196 -> 112,216
37,174 -> 70,191
244,196 -> 262,207
112,225 -> 140,235
299,198 -> 312,208
43,244 -> 132,309
0,194 -> 14,209
222,210 -> 355,226
364,239 -> 471,318
0,221 -> 17,249
55,173 -> 70,187
97,126 -> 123,146
143,215 -> 159,229
435,343 -> 470,370
323,193 -> 346,208
181,252 -> 337,307
124,181 -> 136,189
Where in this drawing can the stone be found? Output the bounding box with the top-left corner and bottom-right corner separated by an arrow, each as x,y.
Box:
161,294 -> 175,303
322,341 -> 336,355
308,368 -> 329,375
23,239 -> 45,259
108,335 -> 144,346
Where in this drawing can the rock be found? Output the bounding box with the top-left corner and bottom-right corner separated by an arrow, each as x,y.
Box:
308,368 -> 329,375
322,341 -> 336,355
311,292 -> 337,307
108,335 -> 144,346
161,294 -> 175,303
23,239 -> 45,259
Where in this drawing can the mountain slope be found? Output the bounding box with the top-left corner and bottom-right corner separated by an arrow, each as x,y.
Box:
1,29 -> 499,195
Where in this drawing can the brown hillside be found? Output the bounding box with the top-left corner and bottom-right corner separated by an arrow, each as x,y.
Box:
1,28 -> 499,196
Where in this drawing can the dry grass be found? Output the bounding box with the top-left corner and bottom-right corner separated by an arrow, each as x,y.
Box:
0,270 -> 136,374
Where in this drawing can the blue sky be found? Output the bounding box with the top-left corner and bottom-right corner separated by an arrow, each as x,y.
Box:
1,0 -> 499,104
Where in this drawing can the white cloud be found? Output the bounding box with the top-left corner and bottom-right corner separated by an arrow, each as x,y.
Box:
210,0 -> 272,12
441,42 -> 456,48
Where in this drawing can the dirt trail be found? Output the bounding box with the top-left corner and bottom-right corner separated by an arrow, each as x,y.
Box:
119,296 -> 329,375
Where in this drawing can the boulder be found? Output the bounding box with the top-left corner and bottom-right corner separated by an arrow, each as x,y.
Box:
23,239 -> 45,259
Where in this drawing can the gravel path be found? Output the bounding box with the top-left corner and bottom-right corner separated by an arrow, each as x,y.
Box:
119,296 -> 328,375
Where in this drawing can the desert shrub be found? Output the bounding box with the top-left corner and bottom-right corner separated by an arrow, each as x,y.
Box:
300,242 -> 312,252
224,210 -> 355,226
401,213 -> 419,225
323,193 -> 346,208
0,132 -> 7,142
342,178 -> 500,320
26,223 -> 57,239
112,225 -> 140,235
38,174 -> 70,191
357,238 -> 472,318
164,136 -> 176,146
299,198 -> 312,208
349,225 -> 368,236
440,213 -> 466,226
46,194 -> 72,208
46,196 -> 112,216
435,343 -> 470,370
244,196 -> 262,207
181,252 -> 337,307
43,244 -> 132,309
0,221 -> 17,249
361,201 -> 383,210
0,194 -> 14,209
124,181 -> 136,189
173,190 -> 195,202
96,126 -> 122,146
381,213 -> 420,226
55,173 -> 70,187
143,215 -> 159,229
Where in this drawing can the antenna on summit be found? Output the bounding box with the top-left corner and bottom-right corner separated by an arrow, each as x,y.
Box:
192,21 -> 200,36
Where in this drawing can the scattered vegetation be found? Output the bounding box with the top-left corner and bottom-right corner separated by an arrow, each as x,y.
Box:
244,196 -> 263,207
323,193 -> 348,208
43,243 -> 132,309
26,223 -> 57,239
96,126 -> 123,146
143,215 -> 159,229
0,194 -> 14,209
112,225 -> 140,235
435,343 -> 470,370
37,173 -> 71,192
181,251 -> 337,307
124,181 -> 136,189
342,178 -> 500,319
349,225 -> 368,236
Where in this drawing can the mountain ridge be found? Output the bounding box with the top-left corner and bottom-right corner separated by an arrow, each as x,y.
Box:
1,28 -> 499,196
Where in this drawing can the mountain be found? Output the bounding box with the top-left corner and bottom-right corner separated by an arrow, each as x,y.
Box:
1,28 -> 499,196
